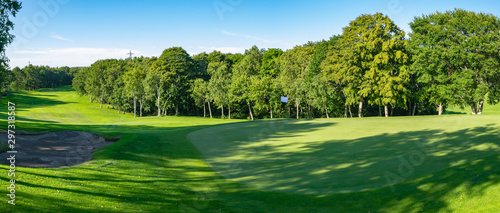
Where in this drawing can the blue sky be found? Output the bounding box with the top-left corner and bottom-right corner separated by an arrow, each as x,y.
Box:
5,0 -> 500,68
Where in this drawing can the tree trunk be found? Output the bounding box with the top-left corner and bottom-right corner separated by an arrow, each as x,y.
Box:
248,102 -> 254,120
162,100 -> 168,116
139,98 -> 143,117
221,104 -> 224,119
270,105 -> 273,119
157,87 -> 161,117
358,98 -> 363,118
99,98 -> 103,108
344,105 -> 348,118
348,105 -> 352,118
296,98 -> 300,119
413,103 -> 417,116
471,102 -> 477,115
175,104 -> 179,116
133,95 -> 137,118
203,102 -> 206,118
208,101 -> 213,118
325,103 -> 329,118
438,104 -> 443,115
384,105 -> 389,117
478,100 -> 484,115
408,101 -> 412,116
308,103 -> 311,119
229,105 -> 231,119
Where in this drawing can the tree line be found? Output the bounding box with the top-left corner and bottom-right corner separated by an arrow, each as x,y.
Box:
15,9 -> 500,119
6,65 -> 79,91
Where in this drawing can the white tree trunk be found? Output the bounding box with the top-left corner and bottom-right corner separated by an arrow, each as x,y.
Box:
438,104 -> 443,115
325,103 -> 329,118
139,98 -> 143,117
478,100 -> 484,115
248,103 -> 254,120
358,98 -> 363,118
133,94 -> 136,118
208,101 -> 212,118
157,87 -> 161,117
384,105 -> 389,117
203,102 -> 206,118
221,104 -> 224,119
471,102 -> 477,115
270,105 -> 273,119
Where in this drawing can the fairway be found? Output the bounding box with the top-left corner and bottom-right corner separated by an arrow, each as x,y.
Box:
188,116 -> 500,194
1,87 -> 500,212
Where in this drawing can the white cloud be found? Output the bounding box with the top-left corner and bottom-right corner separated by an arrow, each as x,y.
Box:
50,34 -> 73,42
8,48 -> 142,68
221,30 -> 284,43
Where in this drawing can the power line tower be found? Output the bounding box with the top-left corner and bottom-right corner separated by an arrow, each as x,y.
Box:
127,50 -> 134,59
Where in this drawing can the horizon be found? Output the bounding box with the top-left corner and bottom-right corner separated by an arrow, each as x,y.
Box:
5,0 -> 500,68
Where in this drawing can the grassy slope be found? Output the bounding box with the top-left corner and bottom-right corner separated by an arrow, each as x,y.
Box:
0,85 -> 498,212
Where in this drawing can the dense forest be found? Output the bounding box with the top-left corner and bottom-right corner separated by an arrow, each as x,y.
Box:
6,9 -> 500,119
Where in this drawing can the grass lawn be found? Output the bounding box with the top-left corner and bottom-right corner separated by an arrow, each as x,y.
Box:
1,85 -> 500,212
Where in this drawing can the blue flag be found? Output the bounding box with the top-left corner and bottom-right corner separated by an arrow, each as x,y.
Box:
281,96 -> 288,103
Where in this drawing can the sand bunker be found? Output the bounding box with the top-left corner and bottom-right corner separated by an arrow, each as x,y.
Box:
0,131 -> 114,168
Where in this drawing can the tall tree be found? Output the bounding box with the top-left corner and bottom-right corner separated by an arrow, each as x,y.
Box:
191,78 -> 211,118
151,47 -> 194,116
279,45 -> 314,119
339,13 -> 410,117
208,60 -> 231,119
410,9 -> 500,115
231,46 -> 263,120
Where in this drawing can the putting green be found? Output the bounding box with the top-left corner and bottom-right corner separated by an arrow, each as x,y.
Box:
188,116 -> 500,195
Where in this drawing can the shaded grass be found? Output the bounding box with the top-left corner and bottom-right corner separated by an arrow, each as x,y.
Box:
0,86 -> 499,212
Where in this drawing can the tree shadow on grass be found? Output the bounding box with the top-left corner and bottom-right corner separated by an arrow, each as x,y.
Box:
189,119 -> 500,212
1,118 -> 500,212
0,92 -> 75,112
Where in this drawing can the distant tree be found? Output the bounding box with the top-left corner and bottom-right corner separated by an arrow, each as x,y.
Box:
279,45 -> 314,119
191,78 -> 211,118
192,52 -> 210,80
231,46 -> 263,120
151,47 -> 194,116
260,48 -> 283,77
334,13 -> 410,117
73,67 -> 89,96
208,61 -> 231,119
410,9 -> 500,115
